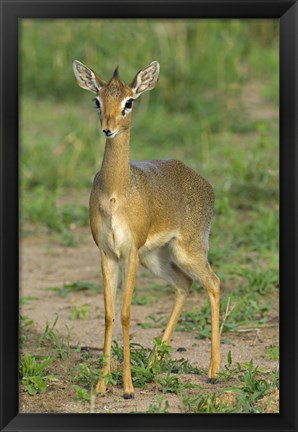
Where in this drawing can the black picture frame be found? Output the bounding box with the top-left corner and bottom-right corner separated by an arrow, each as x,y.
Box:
0,1 -> 297,431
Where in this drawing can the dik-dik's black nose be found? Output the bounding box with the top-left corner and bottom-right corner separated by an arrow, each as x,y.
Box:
103,129 -> 112,137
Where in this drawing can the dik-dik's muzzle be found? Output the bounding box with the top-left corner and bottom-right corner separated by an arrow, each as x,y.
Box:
102,128 -> 113,137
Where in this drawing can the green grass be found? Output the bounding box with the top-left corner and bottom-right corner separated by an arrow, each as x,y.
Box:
147,396 -> 170,413
19,354 -> 58,396
73,385 -> 93,403
20,296 -> 39,305
71,338 -> 203,398
20,19 -> 278,206
37,315 -> 79,360
21,185 -> 89,244
19,310 -> 279,413
19,315 -> 34,347
71,304 -> 90,320
79,341 -> 275,412
20,20 -> 278,103
45,281 -> 98,298
182,353 -> 279,413
265,345 -> 279,361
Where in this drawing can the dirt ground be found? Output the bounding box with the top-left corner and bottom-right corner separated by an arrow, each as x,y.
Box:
19,219 -> 279,414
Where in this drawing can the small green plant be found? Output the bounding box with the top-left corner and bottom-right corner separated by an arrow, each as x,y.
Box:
218,350 -> 240,382
147,395 -> 170,413
139,315 -> 168,329
109,339 -> 203,394
38,316 -> 75,359
74,354 -> 117,388
236,267 -> 279,295
240,360 -> 271,395
177,307 -> 211,337
158,372 -> 181,394
132,295 -> 151,305
154,337 -> 173,358
45,280 -> 98,298
71,304 -> 90,320
110,339 -> 179,390
19,315 -> 34,329
147,338 -> 173,368
183,391 -> 228,413
60,228 -> 78,247
167,357 -> 204,375
73,385 -> 92,403
20,296 -> 39,305
111,340 -> 124,363
215,352 -> 279,413
117,343 -> 154,387
19,315 -> 34,346
265,345 -> 279,361
19,354 -> 58,396
39,315 -> 59,344
75,362 -> 101,387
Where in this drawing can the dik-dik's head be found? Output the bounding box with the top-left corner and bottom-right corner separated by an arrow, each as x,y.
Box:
72,60 -> 160,139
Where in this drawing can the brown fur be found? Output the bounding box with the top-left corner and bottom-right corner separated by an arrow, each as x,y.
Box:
72,60 -> 221,398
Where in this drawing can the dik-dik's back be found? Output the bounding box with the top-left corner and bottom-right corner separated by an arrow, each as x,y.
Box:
131,158 -> 214,226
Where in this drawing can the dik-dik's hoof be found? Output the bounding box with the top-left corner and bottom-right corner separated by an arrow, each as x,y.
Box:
95,380 -> 107,396
123,392 -> 135,399
207,377 -> 217,384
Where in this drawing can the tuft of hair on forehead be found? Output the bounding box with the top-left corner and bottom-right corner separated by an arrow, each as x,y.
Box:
107,66 -> 121,87
104,66 -> 128,96
112,66 -> 119,79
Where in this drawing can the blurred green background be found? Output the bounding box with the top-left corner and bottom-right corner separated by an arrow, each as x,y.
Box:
20,19 -> 279,284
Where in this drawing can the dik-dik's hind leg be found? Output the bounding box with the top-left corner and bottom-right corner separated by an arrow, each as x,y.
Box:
172,245 -> 221,380
161,263 -> 193,345
96,251 -> 119,395
141,247 -> 192,348
202,262 -> 221,381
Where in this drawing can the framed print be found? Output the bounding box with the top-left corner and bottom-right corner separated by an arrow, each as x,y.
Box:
0,1 -> 297,431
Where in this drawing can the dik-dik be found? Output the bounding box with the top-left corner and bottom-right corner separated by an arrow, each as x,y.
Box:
72,60 -> 220,399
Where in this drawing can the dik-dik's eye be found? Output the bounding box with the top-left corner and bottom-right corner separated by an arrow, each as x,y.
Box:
125,99 -> 133,110
94,97 -> 101,111
122,98 -> 134,116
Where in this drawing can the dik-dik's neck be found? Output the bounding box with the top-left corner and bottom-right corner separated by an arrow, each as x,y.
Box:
100,129 -> 131,196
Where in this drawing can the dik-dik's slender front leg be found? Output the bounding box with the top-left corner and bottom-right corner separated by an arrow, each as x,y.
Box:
121,247 -> 139,399
96,251 -> 118,395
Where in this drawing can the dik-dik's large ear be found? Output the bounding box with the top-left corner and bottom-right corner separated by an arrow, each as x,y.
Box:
72,60 -> 106,94
130,61 -> 160,98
